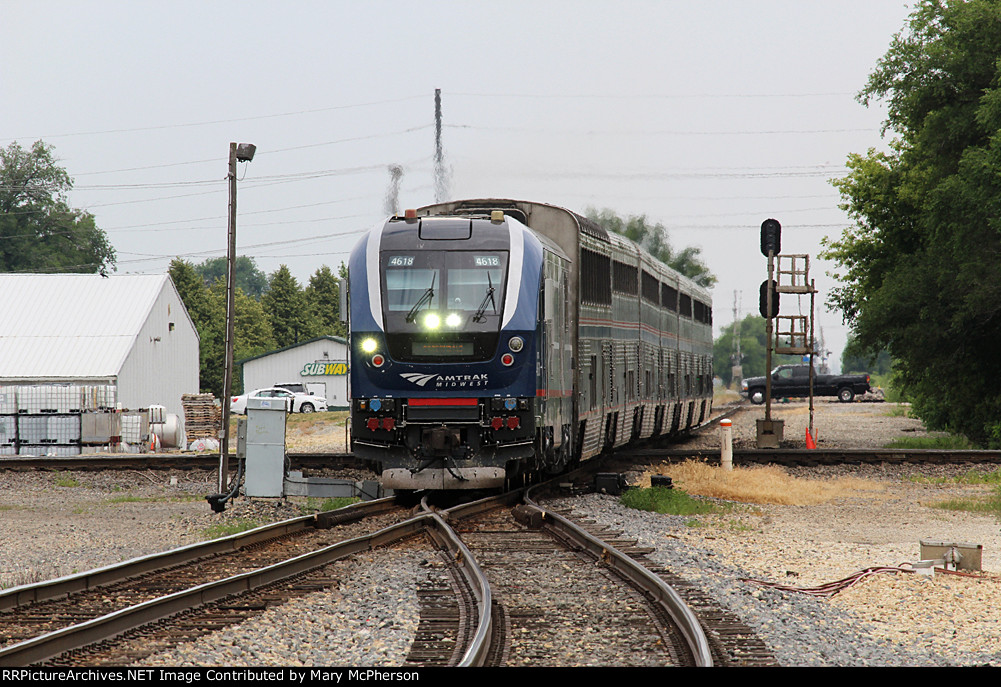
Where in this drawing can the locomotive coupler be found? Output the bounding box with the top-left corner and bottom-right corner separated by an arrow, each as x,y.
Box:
409,456 -> 469,482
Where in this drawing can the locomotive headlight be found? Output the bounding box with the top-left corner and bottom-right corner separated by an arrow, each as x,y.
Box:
423,312 -> 441,330
445,312 -> 462,328
508,336 -> 524,352
361,338 -> 378,354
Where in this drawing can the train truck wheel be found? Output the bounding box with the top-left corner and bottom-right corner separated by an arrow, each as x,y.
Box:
837,387 -> 855,403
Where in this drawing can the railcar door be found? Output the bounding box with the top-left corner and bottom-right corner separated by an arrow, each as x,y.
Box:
539,253 -> 574,470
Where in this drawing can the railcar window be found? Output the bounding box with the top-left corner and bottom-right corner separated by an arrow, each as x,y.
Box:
641,271 -> 659,304
661,284 -> 678,312
612,260 -> 638,295
694,300 -> 705,322
679,293 -> 693,318
581,249 -> 611,304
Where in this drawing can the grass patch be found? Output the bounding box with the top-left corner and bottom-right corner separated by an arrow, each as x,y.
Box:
908,468 -> 1001,486
297,496 -> 360,514
930,487 -> 1001,518
883,434 -> 973,450
104,494 -> 203,505
285,410 -> 349,429
640,460 -> 884,506
621,486 -> 730,517
54,474 -> 80,488
201,518 -> 263,540
713,388 -> 742,404
884,404 -> 911,418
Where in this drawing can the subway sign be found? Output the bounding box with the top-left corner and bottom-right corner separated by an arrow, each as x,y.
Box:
300,362 -> 348,376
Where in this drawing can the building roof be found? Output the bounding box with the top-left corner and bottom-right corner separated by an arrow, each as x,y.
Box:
237,335 -> 347,366
0,274 -> 174,380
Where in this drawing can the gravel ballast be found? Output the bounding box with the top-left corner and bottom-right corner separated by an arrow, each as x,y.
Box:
2,400 -> 1000,666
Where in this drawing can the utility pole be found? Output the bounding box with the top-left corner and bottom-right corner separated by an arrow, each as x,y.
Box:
730,290 -> 742,388
218,142 -> 255,499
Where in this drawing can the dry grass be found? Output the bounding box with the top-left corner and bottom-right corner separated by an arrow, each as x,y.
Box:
285,415 -> 349,452
641,460 -> 885,506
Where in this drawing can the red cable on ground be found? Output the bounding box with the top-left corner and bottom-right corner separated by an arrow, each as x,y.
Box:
741,564 -> 1001,597
739,566 -> 915,597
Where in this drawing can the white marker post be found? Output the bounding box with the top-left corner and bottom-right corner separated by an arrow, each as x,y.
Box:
720,418 -> 733,471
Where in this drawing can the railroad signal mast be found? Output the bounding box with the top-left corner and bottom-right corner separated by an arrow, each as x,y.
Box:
756,219 -> 818,448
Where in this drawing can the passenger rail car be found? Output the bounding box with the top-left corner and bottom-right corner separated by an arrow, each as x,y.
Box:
348,199 -> 713,490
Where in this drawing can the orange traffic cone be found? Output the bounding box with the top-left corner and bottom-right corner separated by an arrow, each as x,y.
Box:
805,427 -> 817,450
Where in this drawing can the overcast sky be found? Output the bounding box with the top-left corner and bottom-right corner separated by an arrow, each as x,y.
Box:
1,1 -> 916,370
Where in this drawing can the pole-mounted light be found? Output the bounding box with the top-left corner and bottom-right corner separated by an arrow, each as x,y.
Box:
214,142 -> 255,509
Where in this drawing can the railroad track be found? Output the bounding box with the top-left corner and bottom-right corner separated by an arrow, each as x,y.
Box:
1,482 -> 733,667
441,492 -> 711,666
0,497 -> 411,665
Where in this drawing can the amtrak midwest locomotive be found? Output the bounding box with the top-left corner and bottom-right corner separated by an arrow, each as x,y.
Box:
348,199 -> 714,490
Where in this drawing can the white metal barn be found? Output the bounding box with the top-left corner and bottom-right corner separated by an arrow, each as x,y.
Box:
0,274 -> 200,424
240,336 -> 349,410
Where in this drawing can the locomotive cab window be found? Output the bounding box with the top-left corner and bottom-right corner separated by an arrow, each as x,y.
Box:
381,250 -> 509,362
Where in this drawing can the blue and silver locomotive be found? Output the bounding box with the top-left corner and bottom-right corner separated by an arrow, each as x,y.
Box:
348,199 -> 714,490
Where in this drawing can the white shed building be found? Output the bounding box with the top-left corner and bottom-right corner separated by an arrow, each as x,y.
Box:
0,274 -> 200,424
240,336 -> 349,410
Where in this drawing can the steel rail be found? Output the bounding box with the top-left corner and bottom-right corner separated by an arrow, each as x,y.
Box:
0,499 -> 496,667
418,497 -> 494,667
0,511 -> 438,666
0,496 -> 398,611
522,485 -> 714,667
438,486 -> 712,666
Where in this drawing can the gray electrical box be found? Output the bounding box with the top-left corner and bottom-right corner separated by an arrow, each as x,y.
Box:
244,396 -> 287,497
920,540 -> 983,571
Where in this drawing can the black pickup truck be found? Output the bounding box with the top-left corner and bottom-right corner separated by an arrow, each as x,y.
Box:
741,364 -> 871,404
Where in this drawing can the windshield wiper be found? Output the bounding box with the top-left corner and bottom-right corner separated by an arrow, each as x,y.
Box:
405,273 -> 436,323
472,272 -> 497,323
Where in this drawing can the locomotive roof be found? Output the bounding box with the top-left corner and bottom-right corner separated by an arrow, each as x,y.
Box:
380,215 -> 518,252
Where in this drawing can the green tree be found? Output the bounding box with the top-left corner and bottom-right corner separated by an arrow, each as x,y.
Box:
0,141 -> 115,273
305,264 -> 347,338
841,335 -> 892,376
585,208 -> 716,288
169,257 -> 276,395
193,255 -> 268,299
207,280 -> 276,394
713,314 -> 799,387
262,265 -> 317,346
822,0 -> 1001,445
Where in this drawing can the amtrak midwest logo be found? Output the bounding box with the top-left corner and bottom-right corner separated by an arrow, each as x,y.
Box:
400,372 -> 488,389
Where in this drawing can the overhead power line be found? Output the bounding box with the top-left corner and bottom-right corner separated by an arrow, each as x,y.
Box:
1,95 -> 428,142
71,125 -> 432,178
448,91 -> 856,100
446,123 -> 876,136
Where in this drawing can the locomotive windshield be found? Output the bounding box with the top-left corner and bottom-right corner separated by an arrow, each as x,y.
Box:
381,250 -> 508,362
